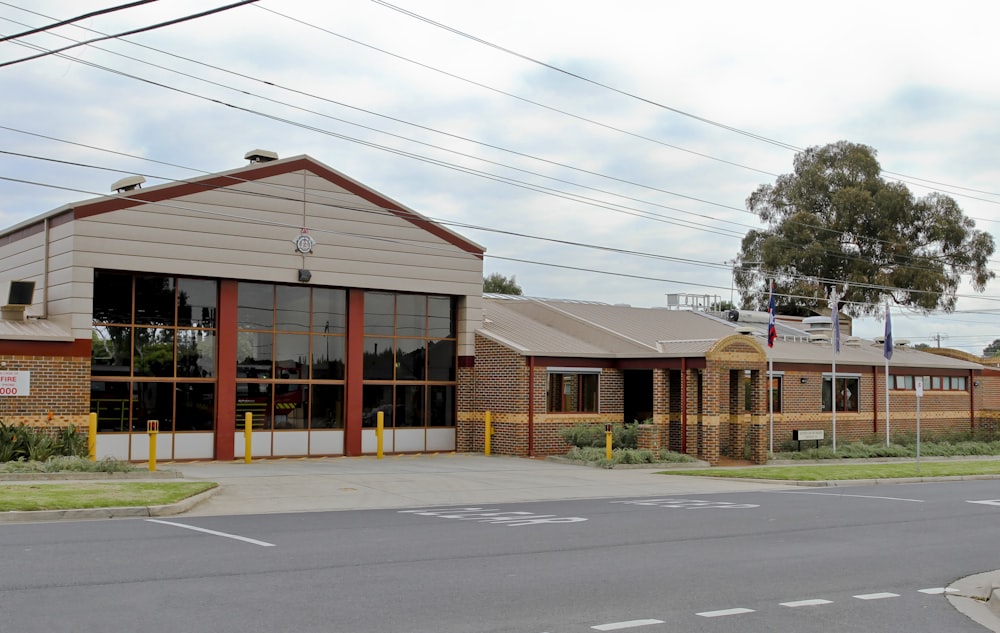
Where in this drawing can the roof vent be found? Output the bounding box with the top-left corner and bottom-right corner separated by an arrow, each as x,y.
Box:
245,149 -> 278,163
734,326 -> 754,335
809,334 -> 830,343
895,339 -> 910,347
727,309 -> 740,322
844,337 -> 862,347
110,175 -> 146,193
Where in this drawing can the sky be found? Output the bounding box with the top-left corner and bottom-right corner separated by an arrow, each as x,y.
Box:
2,1 -> 1000,353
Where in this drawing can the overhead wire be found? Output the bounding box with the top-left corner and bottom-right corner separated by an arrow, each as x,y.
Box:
0,0 -> 160,43
0,5 -> 997,317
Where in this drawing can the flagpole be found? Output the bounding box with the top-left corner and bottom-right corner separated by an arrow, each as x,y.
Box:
830,288 -> 839,453
884,302 -> 893,447
767,279 -> 777,455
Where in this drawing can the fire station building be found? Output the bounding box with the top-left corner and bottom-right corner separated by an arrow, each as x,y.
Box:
0,152 -> 484,461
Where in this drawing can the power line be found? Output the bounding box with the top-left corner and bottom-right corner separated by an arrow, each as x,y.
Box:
0,0 -> 160,43
0,0 -> 259,69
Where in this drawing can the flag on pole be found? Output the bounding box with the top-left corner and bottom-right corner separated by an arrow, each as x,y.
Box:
883,302 -> 893,360
767,281 -> 777,348
831,289 -> 841,353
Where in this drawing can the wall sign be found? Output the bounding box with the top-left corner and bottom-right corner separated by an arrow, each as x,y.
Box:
0,371 -> 30,396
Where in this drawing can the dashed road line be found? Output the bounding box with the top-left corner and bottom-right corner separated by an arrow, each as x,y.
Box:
591,619 -> 664,631
919,587 -> 959,594
853,592 -> 899,600
696,608 -> 755,618
780,599 -> 832,607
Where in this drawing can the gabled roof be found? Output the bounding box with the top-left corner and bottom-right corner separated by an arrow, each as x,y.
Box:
1,154 -> 485,256
480,296 -> 982,370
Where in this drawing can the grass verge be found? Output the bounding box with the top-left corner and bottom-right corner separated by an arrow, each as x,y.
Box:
0,481 -> 217,512
659,460 -> 1000,481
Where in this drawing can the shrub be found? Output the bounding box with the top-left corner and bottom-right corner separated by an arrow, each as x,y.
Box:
564,445 -> 696,467
559,423 -> 640,450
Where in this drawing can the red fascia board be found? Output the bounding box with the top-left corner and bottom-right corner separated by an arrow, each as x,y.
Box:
68,157 -> 484,257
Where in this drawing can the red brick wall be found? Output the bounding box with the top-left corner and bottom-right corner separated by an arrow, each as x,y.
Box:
0,353 -> 90,431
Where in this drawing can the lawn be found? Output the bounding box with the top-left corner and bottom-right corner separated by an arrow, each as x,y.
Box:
0,481 -> 217,512
660,459 -> 1000,481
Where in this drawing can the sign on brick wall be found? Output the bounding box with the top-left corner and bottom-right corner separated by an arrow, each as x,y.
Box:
0,371 -> 30,396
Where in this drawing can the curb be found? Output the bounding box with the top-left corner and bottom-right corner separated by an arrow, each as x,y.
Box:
0,483 -> 219,524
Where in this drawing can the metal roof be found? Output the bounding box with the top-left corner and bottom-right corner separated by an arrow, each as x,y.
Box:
479,297 -> 982,370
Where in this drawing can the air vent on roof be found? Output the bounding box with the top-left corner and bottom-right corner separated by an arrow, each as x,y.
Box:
809,334 -> 830,343
245,149 -> 278,163
734,326 -> 754,335
844,337 -> 862,347
895,339 -> 910,347
111,175 -> 145,193
727,309 -> 739,322
874,336 -> 885,344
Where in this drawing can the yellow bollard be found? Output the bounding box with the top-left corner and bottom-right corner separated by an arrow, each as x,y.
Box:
147,420 -> 159,472
376,411 -> 384,459
88,412 -> 97,462
244,412 -> 253,464
605,423 -> 613,461
484,411 -> 492,456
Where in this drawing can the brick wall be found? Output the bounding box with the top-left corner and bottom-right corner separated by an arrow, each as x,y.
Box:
0,353 -> 90,431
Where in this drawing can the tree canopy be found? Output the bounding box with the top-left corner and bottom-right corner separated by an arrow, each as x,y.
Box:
483,273 -> 523,295
733,141 -> 995,317
983,339 -> 1000,358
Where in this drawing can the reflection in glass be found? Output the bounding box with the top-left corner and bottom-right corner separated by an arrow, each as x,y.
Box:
275,333 -> 309,380
362,384 -> 393,428
310,384 -> 344,428
312,288 -> 346,333
93,271 -> 132,323
175,383 -> 215,431
395,294 -> 425,336
364,337 -> 394,380
428,296 -> 454,337
428,339 -> 455,381
396,385 -> 424,427
429,385 -> 455,426
133,328 -> 174,377
364,292 -> 394,335
133,382 -> 174,432
177,278 -> 217,328
92,325 -> 131,376
395,338 -> 426,380
311,335 -> 345,380
237,282 -> 274,329
237,331 -> 273,378
276,285 -> 310,332
177,329 -> 216,377
134,275 -> 175,325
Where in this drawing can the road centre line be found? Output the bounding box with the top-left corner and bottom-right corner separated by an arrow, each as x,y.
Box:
146,519 -> 275,547
591,619 -> 664,631
771,491 -> 924,502
853,592 -> 899,600
780,599 -> 832,607
696,608 -> 755,617
919,587 -> 959,594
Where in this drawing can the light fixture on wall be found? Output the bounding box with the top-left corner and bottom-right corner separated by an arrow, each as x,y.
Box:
800,377 -> 808,384
297,269 -> 312,282
974,381 -> 981,387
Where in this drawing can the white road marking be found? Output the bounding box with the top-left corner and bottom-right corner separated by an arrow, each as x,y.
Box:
968,499 -> 1000,506
772,491 -> 923,502
854,592 -> 899,600
919,587 -> 960,594
780,599 -> 832,607
146,519 -> 275,547
696,608 -> 755,617
591,619 -> 664,631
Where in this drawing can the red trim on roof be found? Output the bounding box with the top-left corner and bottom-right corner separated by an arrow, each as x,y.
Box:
0,338 -> 90,357
66,157 -> 484,256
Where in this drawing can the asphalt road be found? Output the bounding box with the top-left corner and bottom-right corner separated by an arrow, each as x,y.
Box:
3,479 -> 1000,632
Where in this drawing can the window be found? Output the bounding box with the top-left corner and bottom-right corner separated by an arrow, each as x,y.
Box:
360,291 -> 457,427
547,371 -> 599,413
90,271 -> 218,433
768,376 -> 782,413
236,282 -> 347,430
890,375 -> 968,391
822,376 -> 859,412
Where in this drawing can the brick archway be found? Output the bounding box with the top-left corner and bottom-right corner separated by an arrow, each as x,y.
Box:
700,335 -> 769,465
